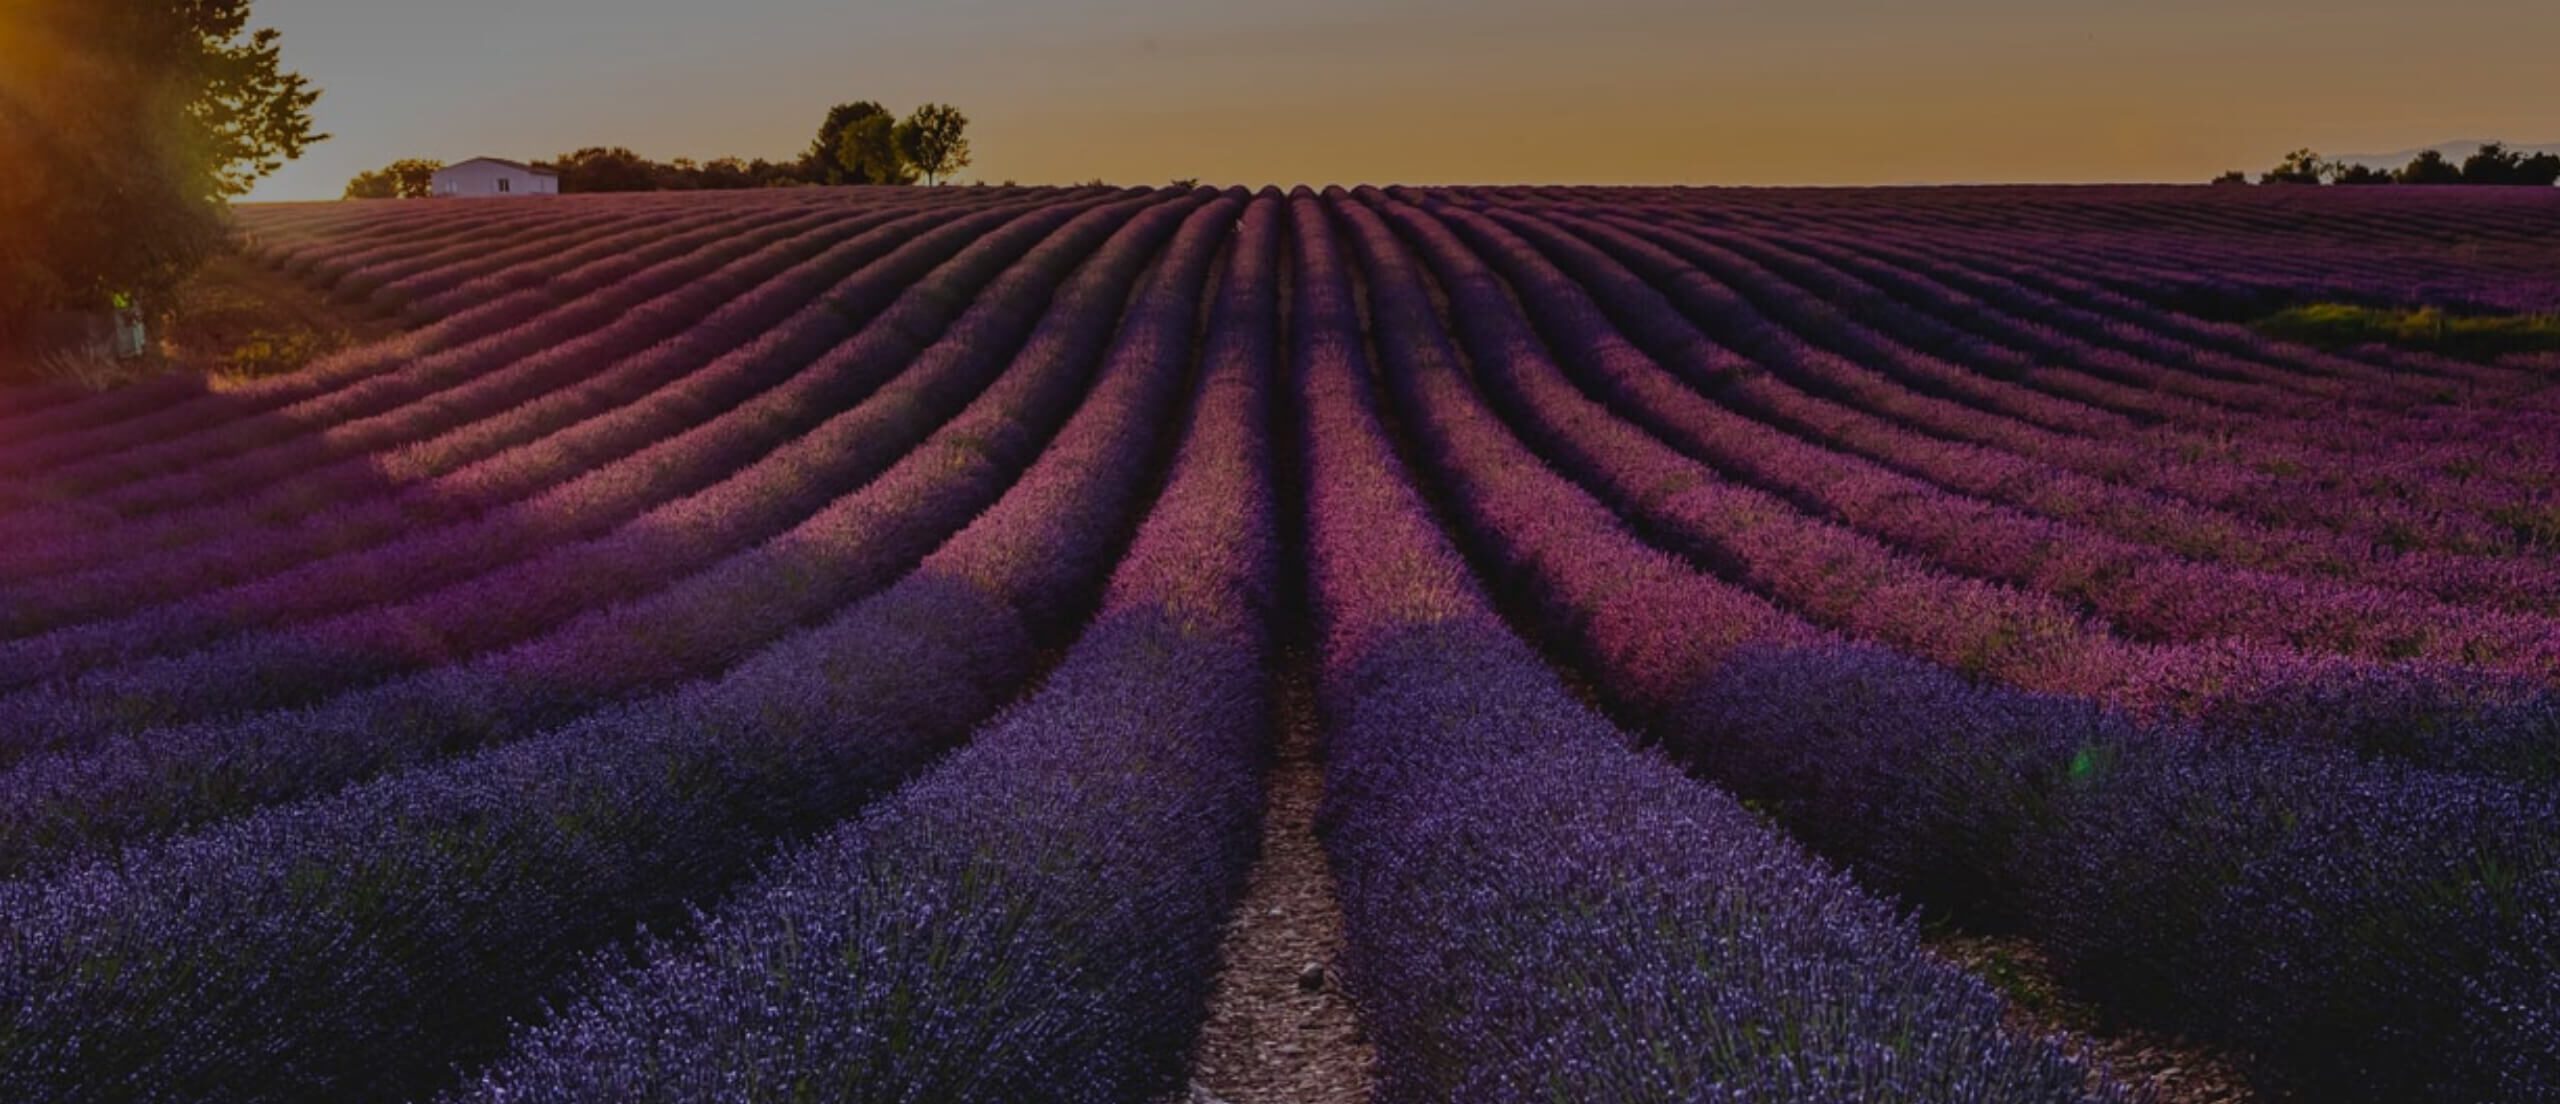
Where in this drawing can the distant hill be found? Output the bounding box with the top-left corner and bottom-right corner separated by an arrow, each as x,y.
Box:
2334,139 -> 2560,170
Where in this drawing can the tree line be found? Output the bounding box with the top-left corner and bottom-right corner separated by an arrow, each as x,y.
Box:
345,101 -> 973,198
2216,142 -> 2560,187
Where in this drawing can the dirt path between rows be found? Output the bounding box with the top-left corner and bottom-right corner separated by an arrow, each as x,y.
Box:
1184,658 -> 1373,1104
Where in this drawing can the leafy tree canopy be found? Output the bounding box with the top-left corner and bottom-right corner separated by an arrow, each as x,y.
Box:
834,113 -> 916,186
2458,142 -> 2560,187
512,101 -> 970,195
2232,143 -> 2560,188
808,101 -> 898,185
535,147 -> 806,193
2263,148 -> 2329,185
894,103 -> 973,186
2398,149 -> 2465,185
0,0 -> 324,338
539,146 -> 660,193
344,158 -> 443,199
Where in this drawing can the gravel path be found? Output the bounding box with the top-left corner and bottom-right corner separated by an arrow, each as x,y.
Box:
1185,655 -> 1373,1104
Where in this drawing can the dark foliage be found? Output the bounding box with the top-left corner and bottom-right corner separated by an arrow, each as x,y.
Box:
343,158 -> 442,199
0,0 -> 322,351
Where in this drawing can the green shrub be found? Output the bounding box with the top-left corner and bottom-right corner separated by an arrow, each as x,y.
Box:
2255,303 -> 2560,360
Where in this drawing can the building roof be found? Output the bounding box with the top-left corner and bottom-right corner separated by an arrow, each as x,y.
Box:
438,156 -> 560,177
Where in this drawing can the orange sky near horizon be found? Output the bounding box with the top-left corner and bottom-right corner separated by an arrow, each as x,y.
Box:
239,0 -> 2560,200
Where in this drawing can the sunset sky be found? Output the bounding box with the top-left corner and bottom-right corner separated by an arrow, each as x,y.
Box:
243,0 -> 2560,201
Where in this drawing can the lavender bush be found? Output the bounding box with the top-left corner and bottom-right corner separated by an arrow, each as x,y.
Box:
459,194 -> 1282,1103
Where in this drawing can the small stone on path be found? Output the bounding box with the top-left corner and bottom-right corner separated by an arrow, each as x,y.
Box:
1296,962 -> 1327,992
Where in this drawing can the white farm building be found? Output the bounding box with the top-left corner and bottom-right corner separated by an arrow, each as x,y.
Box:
431,157 -> 560,198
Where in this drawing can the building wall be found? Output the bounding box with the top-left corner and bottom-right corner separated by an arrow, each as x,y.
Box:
430,161 -> 560,198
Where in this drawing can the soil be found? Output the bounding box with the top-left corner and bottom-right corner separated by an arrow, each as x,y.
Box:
158,250 -> 404,382
1183,657 -> 1374,1104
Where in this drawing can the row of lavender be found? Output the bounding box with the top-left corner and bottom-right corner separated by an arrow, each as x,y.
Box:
1493,198 -> 2560,562
0,194 -> 1177,877
0,184 -> 2548,1100
456,192 -> 1289,1102
1,184 -> 2547,651
1531,183 -> 2560,307
1384,193 -> 2560,782
0,183 -> 2119,1104
0,183 -> 2539,653
0,187 -> 2131,1103
1322,187 -> 2555,1099
0,189 -> 1232,1099
0,186 -> 1214,904
0,197 -> 1129,746
1285,193 -> 2125,1103
456,188 -> 2133,1104
0,190 -> 900,458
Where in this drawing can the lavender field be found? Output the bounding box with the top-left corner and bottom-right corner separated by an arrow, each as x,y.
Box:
1,184 -> 2556,1102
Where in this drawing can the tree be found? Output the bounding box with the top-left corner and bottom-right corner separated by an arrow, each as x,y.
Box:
508,149 -> 811,193
541,147 -> 659,193
2453,141 -> 2560,186
806,101 -> 896,185
2397,149 -> 2464,185
2520,152 -> 2560,188
894,104 -> 973,186
2331,163 -> 2394,185
0,0 -> 324,350
693,157 -> 754,190
833,113 -> 915,185
2460,142 -> 2527,185
2262,148 -> 2331,185
2210,170 -> 2250,186
744,158 -> 808,188
344,158 -> 443,199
